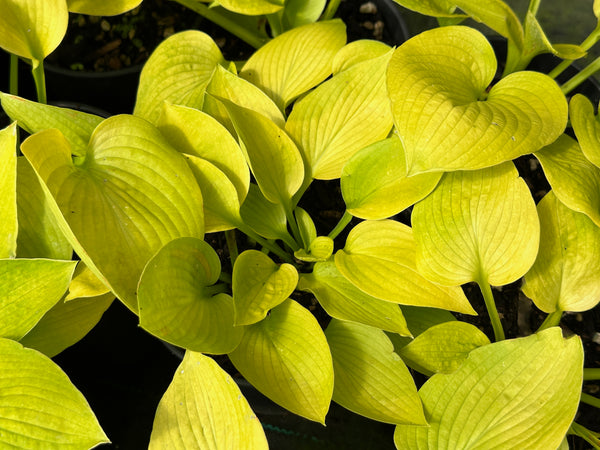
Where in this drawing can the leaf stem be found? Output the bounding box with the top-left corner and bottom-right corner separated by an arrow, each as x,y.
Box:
219,271 -> 232,284
225,229 -> 239,265
238,224 -> 294,263
560,54 -> 600,95
328,210 -> 353,240
527,0 -> 541,16
549,22 -> 600,80
203,283 -> 229,296
9,54 -> 18,95
322,0 -> 342,20
284,204 -> 303,249
537,309 -> 563,332
581,392 -> 600,409
31,60 -> 46,104
478,281 -> 505,341
569,422 -> 600,448
584,368 -> 600,381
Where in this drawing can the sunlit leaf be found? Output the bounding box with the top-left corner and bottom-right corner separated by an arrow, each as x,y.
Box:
240,20 -> 346,109
522,191 -> 600,313
295,236 -> 334,262
341,135 -> 441,220
388,26 -> 567,174
570,93 -> 600,168
386,305 -> 457,351
390,0 -> 460,17
65,263 -> 110,301
0,338 -> 109,448
332,39 -> 392,74
218,0 -> 283,15
286,51 -> 393,180
325,319 -> 427,425
412,162 -> 539,287
280,0 -> 325,29
394,328 -> 583,449
0,122 -> 17,258
138,237 -> 243,354
150,351 -> 268,449
335,220 -> 475,314
67,0 -> 142,15
228,299 -> 333,423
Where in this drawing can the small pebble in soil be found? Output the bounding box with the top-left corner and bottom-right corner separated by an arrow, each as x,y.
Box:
593,332 -> 600,345
359,2 -> 378,14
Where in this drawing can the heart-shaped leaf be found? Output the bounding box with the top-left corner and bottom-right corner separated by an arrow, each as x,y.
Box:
150,351 -> 268,449
522,191 -> 600,313
412,162 -> 539,286
335,220 -> 475,314
232,250 -> 298,325
228,299 -> 333,423
325,319 -> 427,425
21,116 -> 205,310
67,0 -> 142,15
341,135 -> 441,220
394,327 -> 583,449
286,51 -> 393,180
535,133 -> 600,227
569,93 -> 600,168
134,30 -> 226,124
297,260 -> 411,335
0,122 -> 17,258
387,26 -> 567,175
138,237 -> 243,354
240,20 -> 346,109
0,338 -> 109,448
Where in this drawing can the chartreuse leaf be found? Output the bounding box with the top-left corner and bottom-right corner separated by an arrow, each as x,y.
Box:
138,237 -> 243,354
0,338 -> 109,448
335,220 -> 475,314
341,136 -> 441,220
387,26 -> 567,175
570,93 -> 600,168
65,263 -> 110,301
150,351 -> 267,450
294,206 -> 316,248
134,30 -> 226,124
21,116 -> 205,311
386,306 -> 457,351
218,0 -> 283,15
399,321 -> 490,376
66,0 -> 142,15
239,183 -> 291,243
522,191 -> 600,313
390,0 -> 460,17
326,319 -> 426,426
286,51 -> 393,180
0,259 -> 76,341
228,299 -> 333,423
412,162 -> 539,287
232,250 -> 298,325
240,20 -> 346,109
0,93 -> 103,155
394,327 -> 583,449
297,260 -> 411,335
535,134 -> 600,227
295,236 -> 334,262
332,40 -> 391,74
280,0 -> 325,30
0,0 -> 67,63
0,122 -> 17,259
220,99 -> 304,208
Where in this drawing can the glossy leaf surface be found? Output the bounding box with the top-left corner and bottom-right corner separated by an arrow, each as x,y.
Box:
0,122 -> 17,258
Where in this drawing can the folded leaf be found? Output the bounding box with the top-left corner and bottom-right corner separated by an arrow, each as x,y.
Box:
65,263 -> 110,301
394,327 -> 583,449
239,183 -> 291,242
0,122 -> 17,258
67,0 -> 142,15
570,93 -> 600,168
325,319 -> 427,425
228,299 -> 333,423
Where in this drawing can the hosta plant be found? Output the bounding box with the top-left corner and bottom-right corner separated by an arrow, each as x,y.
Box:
1,0 -> 600,448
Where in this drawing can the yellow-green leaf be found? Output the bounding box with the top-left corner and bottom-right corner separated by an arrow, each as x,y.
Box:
228,299 -> 333,423
138,237 -> 243,354
412,162 -> 539,286
65,263 -> 110,301
239,184 -> 293,244
341,135 -> 441,220
232,250 -> 298,325
386,305 -> 457,351
67,0 -> 142,15
394,328 -> 583,449
218,0 -> 283,15
0,122 -> 17,258
0,338 -> 109,448
332,39 -> 392,74
335,220 -> 475,314
240,20 -> 346,109
387,26 -> 567,174
522,191 -> 600,313
570,93 -> 600,168
326,319 -> 426,425
150,351 -> 267,450
286,51 -> 393,180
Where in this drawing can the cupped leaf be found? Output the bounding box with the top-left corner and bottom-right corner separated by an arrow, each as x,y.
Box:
387,26 -> 567,174
332,39 -> 392,74
0,338 -> 109,448
570,93 -> 600,168
228,299 -> 333,423
335,220 -> 475,314
399,321 -> 490,376
232,250 -> 298,325
0,259 -> 76,340
150,351 -> 267,450
138,237 -> 243,354
218,0 -> 283,15
394,327 -> 583,449
297,260 -> 411,335
286,51 -> 393,180
21,116 -> 205,310
240,20 -> 346,109
134,30 -> 226,124
535,133 -> 600,227
280,0 -> 326,30
341,135 -> 441,220
0,0 -> 68,63
294,236 -> 334,262
67,0 -> 142,15
0,122 -> 17,259
522,191 -> 600,313
412,162 -> 540,287
325,319 -> 426,425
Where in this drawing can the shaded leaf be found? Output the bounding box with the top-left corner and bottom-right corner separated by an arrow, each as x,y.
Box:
570,93 -> 600,168
218,0 -> 283,15
239,183 -> 291,243
0,122 -> 17,258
